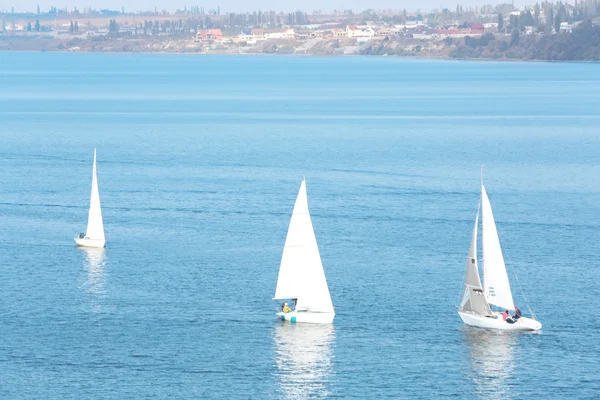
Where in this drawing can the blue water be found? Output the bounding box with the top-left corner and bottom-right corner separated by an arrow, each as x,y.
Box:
0,53 -> 599,399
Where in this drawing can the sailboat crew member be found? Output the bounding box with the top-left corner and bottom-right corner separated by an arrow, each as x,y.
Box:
502,310 -> 515,324
513,306 -> 522,320
282,302 -> 292,313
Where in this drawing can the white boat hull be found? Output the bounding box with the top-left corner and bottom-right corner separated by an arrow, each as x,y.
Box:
459,311 -> 541,331
277,311 -> 335,324
74,237 -> 106,248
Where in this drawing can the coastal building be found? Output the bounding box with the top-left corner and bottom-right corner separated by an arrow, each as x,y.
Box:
251,28 -> 265,40
395,21 -> 426,30
412,29 -> 438,40
283,29 -> 295,39
196,29 -> 223,42
264,28 -> 295,39
435,27 -> 473,38
376,27 -> 394,37
470,23 -> 485,35
240,29 -> 255,43
560,22 -> 572,32
332,28 -> 347,38
4,23 -> 25,31
346,25 -> 360,37
295,31 -> 310,40
346,25 -> 375,43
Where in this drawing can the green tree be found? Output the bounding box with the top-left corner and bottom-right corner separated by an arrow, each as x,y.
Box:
545,9 -> 553,34
109,19 -> 119,34
69,21 -> 74,33
498,13 -> 504,31
510,29 -> 520,46
554,13 -> 561,34
534,3 -> 541,24
509,14 -> 518,30
27,22 -> 32,31
35,19 -> 40,31
521,10 -> 534,27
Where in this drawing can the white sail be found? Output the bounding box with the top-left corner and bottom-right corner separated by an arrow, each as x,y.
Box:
460,209 -> 492,316
85,149 -> 105,241
481,185 -> 514,311
274,179 -> 334,314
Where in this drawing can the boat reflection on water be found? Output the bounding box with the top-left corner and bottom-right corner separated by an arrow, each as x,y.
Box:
273,322 -> 335,399
79,247 -> 107,311
462,328 -> 519,399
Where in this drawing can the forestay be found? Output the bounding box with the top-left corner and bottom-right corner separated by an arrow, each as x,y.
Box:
274,179 -> 334,313
481,185 -> 514,311
85,148 -> 105,241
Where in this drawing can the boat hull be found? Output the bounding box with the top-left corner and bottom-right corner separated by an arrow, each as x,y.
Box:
74,237 -> 106,248
277,311 -> 335,324
459,311 -> 541,331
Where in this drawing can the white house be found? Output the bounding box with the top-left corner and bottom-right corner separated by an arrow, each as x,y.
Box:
265,28 -> 295,39
346,25 -> 375,42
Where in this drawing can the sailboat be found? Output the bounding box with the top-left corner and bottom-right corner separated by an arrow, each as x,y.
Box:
273,178 -> 335,324
458,181 -> 542,331
74,148 -> 106,248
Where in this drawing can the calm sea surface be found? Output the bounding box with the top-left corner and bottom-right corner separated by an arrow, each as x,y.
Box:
0,53 -> 599,399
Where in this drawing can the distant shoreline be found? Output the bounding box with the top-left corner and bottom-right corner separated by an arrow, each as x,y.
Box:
2,48 -> 599,64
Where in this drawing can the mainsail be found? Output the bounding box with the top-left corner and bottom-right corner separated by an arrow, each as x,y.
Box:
460,209 -> 492,316
481,185 -> 515,311
85,148 -> 105,241
274,179 -> 334,313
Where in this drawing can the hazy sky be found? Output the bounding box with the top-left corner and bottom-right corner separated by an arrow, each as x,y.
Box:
6,0 -> 538,14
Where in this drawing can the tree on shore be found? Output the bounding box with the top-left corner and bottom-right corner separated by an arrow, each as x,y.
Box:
545,9 -> 554,34
35,19 -> 40,31
109,19 -> 119,34
450,18 -> 600,61
521,10 -> 534,28
555,13 -> 562,34
511,29 -> 520,46
27,22 -> 32,31
498,13 -> 504,32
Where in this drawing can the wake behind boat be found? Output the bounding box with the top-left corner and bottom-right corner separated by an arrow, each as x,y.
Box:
458,178 -> 541,331
273,178 -> 335,324
74,148 -> 106,248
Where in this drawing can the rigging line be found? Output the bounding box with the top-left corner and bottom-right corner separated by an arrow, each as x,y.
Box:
511,268 -> 537,320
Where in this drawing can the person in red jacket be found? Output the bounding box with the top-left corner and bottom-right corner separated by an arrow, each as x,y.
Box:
503,310 -> 515,324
